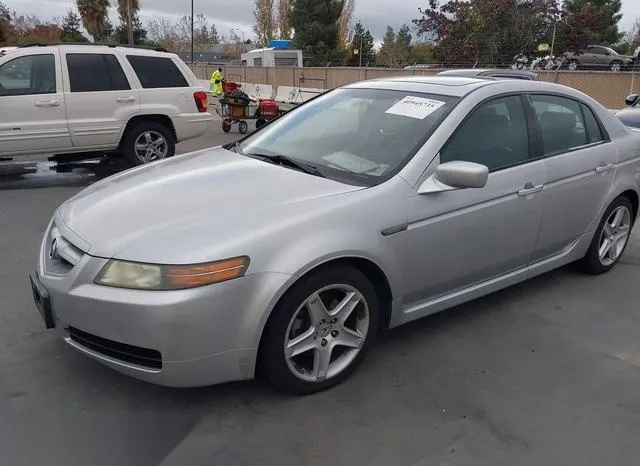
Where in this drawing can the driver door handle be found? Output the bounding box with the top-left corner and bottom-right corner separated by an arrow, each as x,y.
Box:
595,163 -> 614,174
35,100 -> 60,107
518,182 -> 543,197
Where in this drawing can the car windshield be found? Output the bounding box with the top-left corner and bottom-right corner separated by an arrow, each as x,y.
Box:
236,88 -> 458,186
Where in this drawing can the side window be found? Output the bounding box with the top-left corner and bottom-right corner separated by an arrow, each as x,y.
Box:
126,56 -> 188,88
529,95 -> 588,155
581,104 -> 605,144
67,53 -> 131,92
441,95 -> 530,171
0,54 -> 56,96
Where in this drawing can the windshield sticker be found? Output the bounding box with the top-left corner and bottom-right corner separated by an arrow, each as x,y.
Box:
322,152 -> 381,174
385,96 -> 446,120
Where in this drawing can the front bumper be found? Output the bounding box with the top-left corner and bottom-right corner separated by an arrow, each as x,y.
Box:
34,224 -> 291,387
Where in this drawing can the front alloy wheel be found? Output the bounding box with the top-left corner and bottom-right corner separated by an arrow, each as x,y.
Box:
285,285 -> 369,382
261,266 -> 379,394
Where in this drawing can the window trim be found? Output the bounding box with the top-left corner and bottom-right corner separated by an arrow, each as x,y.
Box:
524,91 -> 611,160
0,53 -> 57,97
437,92 -> 537,174
65,52 -> 132,93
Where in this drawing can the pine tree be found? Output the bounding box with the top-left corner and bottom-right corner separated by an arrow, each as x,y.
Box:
290,0 -> 343,65
115,12 -> 146,45
349,21 -> 375,66
61,9 -> 89,42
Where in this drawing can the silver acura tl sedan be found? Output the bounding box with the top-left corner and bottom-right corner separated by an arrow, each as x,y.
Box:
30,76 -> 640,394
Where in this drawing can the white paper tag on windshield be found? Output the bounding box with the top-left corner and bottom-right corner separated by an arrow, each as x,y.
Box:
385,96 -> 446,120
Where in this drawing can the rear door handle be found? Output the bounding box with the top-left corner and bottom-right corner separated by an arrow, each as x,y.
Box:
116,97 -> 135,103
595,163 -> 614,174
518,182 -> 543,197
35,100 -> 60,107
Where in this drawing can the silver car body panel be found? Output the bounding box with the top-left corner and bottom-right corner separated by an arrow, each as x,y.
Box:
37,77 -> 640,386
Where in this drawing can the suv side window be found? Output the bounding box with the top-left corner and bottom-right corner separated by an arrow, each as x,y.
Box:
126,56 -> 188,88
0,54 -> 56,96
529,94 -> 588,155
440,95 -> 530,171
67,53 -> 130,92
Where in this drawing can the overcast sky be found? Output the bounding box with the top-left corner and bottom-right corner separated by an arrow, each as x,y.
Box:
4,0 -> 640,42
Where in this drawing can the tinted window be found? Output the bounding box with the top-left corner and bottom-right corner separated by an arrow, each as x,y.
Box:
126,56 -> 188,88
0,54 -> 56,96
581,104 -> 605,144
441,95 -> 530,171
67,54 -> 130,92
530,95 -> 588,155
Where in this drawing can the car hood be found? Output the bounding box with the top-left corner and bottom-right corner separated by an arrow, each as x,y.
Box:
57,148 -> 365,261
615,107 -> 640,128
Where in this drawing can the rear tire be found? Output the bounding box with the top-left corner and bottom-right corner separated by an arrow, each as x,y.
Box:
610,60 -> 622,72
577,196 -> 634,274
238,121 -> 248,134
222,121 -> 231,133
567,59 -> 579,71
121,121 -> 175,167
260,265 -> 379,394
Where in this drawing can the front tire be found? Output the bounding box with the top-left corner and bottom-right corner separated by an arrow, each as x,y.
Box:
567,59 -> 579,71
122,121 -> 175,167
578,196 -> 634,274
610,61 -> 622,72
260,266 -> 380,394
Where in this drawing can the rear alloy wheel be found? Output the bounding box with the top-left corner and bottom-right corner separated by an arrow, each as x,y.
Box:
578,196 -> 634,274
122,122 -> 175,166
261,266 -> 379,394
568,59 -> 579,71
610,61 -> 623,72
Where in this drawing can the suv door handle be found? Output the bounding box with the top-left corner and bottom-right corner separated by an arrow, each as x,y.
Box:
518,182 -> 543,197
595,163 -> 614,174
35,100 -> 60,107
116,97 -> 135,103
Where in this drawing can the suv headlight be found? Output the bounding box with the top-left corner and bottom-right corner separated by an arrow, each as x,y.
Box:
95,256 -> 250,290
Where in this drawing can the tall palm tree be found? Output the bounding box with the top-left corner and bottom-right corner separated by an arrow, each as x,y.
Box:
116,0 -> 140,45
76,0 -> 110,42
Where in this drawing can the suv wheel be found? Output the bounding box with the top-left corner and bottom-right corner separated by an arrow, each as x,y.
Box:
122,121 -> 175,166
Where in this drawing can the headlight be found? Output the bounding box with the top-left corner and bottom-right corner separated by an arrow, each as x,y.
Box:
95,256 -> 250,290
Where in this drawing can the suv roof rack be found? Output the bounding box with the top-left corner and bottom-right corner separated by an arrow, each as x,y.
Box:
18,42 -> 169,53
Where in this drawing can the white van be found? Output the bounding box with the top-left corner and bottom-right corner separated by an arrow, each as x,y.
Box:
0,44 -> 212,165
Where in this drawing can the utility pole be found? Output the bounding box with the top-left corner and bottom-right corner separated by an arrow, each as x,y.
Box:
190,0 -> 194,63
127,0 -> 134,45
359,34 -> 363,68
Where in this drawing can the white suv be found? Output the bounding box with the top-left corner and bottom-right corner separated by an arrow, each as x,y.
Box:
0,44 -> 212,165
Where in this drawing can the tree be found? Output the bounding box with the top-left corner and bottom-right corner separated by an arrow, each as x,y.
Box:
210,24 -> 220,44
415,0 -> 559,66
564,0 -> 622,45
376,25 -> 413,68
290,0 -> 344,65
0,1 -> 12,43
147,14 -> 220,52
116,0 -> 140,45
348,21 -> 375,66
409,42 -> 435,64
278,0 -> 292,39
338,0 -> 354,50
114,12 -> 146,45
61,9 -> 89,42
76,0 -> 110,41
253,0 -> 277,46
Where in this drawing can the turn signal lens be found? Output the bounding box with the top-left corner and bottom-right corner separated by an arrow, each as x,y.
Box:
167,256 -> 250,288
95,256 -> 250,290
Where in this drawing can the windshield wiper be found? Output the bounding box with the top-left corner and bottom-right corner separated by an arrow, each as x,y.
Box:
249,153 -> 326,178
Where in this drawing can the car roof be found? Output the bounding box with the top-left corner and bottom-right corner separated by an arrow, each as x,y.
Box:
15,43 -> 172,56
343,75 -> 495,97
342,75 -> 593,100
437,68 -> 537,80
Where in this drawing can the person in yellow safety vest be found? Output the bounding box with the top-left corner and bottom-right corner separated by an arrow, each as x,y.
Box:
210,67 -> 223,96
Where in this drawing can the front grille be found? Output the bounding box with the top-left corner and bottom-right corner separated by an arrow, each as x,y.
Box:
69,327 -> 162,370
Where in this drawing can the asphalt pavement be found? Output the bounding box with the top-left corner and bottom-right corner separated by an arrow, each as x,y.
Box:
2,125 -> 640,465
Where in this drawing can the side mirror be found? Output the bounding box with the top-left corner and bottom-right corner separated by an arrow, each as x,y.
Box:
625,94 -> 639,107
418,161 -> 489,194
